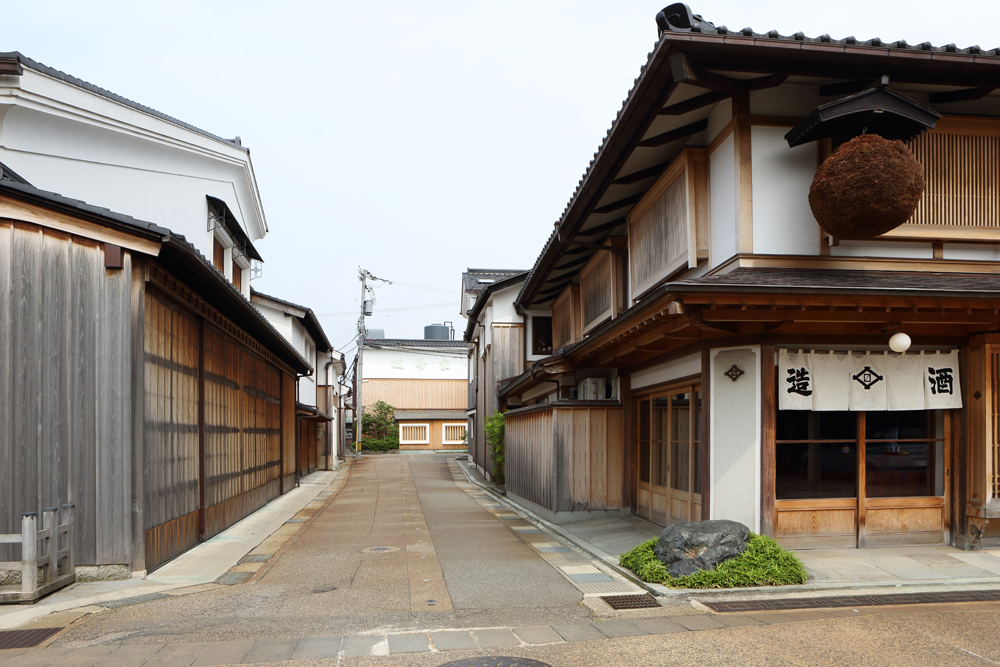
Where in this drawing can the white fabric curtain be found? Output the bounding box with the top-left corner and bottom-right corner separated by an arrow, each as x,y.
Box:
778,349 -> 962,411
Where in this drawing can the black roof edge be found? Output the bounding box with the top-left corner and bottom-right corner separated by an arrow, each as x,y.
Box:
464,272 -> 530,342
207,196 -> 263,262
3,52 -> 248,152
250,287 -> 333,352
0,162 -> 31,185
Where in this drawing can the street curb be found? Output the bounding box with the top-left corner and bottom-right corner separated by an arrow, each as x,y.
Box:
452,457 -> 1000,604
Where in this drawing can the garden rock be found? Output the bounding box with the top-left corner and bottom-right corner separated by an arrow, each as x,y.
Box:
654,520 -> 751,578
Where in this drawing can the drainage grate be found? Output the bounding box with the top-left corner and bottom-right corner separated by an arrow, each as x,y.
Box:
437,659 -> 554,667
95,592 -> 170,609
602,593 -> 661,610
0,627 -> 63,650
702,589 -> 1000,613
239,553 -> 272,564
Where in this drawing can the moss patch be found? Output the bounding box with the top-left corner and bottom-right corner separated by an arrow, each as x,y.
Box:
619,535 -> 808,589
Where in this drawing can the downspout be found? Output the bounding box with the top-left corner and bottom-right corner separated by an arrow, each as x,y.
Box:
528,362 -> 562,401
324,360 -> 334,471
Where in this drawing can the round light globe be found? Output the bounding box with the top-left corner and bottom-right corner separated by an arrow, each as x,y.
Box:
889,332 -> 911,353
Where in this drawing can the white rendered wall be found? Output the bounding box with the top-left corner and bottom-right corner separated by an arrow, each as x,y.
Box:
364,347 -> 468,381
709,134 -> 737,269
751,126 -> 820,256
710,346 -> 761,533
630,353 -> 701,390
944,245 -> 1000,261
831,240 -> 934,259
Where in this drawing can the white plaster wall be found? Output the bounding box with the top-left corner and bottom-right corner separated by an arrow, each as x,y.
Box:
254,302 -> 295,345
363,347 -> 468,380
710,134 -> 737,269
489,285 -> 522,323
630,353 -> 702,390
751,126 -> 820,256
831,240 -> 934,259
710,347 -> 760,533
943,244 -> 1000,261
705,98 -> 733,143
750,85 -> 824,117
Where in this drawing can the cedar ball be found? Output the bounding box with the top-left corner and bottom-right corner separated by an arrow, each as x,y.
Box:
809,134 -> 925,239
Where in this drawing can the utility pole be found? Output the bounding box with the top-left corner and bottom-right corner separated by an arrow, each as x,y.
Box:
353,267 -> 389,461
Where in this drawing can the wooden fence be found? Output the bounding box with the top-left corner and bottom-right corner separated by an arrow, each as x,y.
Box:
0,506 -> 75,604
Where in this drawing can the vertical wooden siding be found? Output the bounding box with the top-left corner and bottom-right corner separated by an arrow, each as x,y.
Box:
362,379 -> 466,410
909,132 -> 1000,228
505,405 -> 624,513
0,221 -> 133,566
491,325 -> 524,384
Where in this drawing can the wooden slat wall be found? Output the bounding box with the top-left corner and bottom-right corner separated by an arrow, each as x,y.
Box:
581,253 -> 612,330
630,171 -> 687,296
910,133 -> 1000,227
505,405 -> 624,513
363,378 -> 466,410
0,221 -> 134,566
491,325 -> 524,385
282,373 -> 297,490
505,409 -> 555,509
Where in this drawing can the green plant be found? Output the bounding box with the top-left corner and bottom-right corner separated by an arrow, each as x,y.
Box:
362,436 -> 399,451
619,535 -> 808,589
484,411 -> 506,486
361,400 -> 396,440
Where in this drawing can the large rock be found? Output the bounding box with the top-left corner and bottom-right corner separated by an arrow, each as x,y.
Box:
654,520 -> 751,578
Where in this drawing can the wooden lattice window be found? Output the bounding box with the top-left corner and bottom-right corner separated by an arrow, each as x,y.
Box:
882,118 -> 1000,241
627,147 -> 708,300
232,260 -> 242,292
213,238 -> 225,273
552,284 -> 581,351
400,423 -> 429,444
581,250 -> 619,334
443,423 -> 467,444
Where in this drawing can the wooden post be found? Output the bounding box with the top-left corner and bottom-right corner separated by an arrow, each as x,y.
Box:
760,345 -> 776,538
43,508 -> 57,583
62,504 -> 75,574
21,513 -> 37,596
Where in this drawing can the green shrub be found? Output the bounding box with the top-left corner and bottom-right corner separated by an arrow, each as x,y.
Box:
361,436 -> 399,451
619,535 -> 807,589
484,411 -> 506,486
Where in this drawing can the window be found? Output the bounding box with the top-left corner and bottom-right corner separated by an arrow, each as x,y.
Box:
213,238 -> 225,274
581,249 -> 624,333
443,423 -> 467,444
400,423 -> 429,444
531,316 -> 553,356
627,147 -> 708,300
232,260 -> 242,292
552,285 -> 581,350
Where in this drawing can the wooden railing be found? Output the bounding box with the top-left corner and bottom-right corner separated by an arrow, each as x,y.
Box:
1,505 -> 75,604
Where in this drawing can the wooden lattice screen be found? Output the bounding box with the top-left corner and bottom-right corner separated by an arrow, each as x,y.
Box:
400,424 -> 429,444
908,131 -> 1000,228
443,424 -> 467,444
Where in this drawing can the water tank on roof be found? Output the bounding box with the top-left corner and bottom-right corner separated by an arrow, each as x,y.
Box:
424,324 -> 450,340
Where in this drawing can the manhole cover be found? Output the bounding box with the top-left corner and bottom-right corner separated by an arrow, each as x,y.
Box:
436,659 -> 553,667
602,593 -> 661,610
0,627 -> 62,649
361,546 -> 401,554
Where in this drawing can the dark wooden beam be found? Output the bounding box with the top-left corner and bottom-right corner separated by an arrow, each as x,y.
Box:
659,91 -> 731,116
612,161 -> 672,185
929,86 -> 997,104
669,52 -> 788,94
578,217 -> 627,237
536,281 -> 572,296
819,75 -> 890,97
554,255 -> 589,272
592,193 -> 643,215
637,118 -> 709,149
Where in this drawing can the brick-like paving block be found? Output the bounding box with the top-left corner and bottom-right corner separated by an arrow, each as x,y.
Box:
746,612 -> 802,625
594,621 -> 648,638
387,633 -> 431,654
785,610 -> 838,621
675,615 -> 727,631
341,635 -> 385,658
512,626 -> 565,645
714,614 -> 765,628
472,629 -> 520,648
0,649 -> 28,667
38,644 -> 117,667
291,637 -> 342,661
144,643 -> 210,667
429,632 -> 477,651
192,640 -> 253,665
242,638 -> 297,663
632,617 -> 689,634
551,624 -> 608,642
95,644 -> 166,667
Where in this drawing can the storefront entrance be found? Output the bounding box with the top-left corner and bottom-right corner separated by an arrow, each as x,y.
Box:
774,409 -> 949,549
636,384 -> 702,526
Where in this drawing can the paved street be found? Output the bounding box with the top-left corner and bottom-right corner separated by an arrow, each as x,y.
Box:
3,453 -> 1000,666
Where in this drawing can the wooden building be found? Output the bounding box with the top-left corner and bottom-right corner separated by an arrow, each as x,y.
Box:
361,336 -> 469,451
490,5 -> 1000,549
0,172 -> 311,574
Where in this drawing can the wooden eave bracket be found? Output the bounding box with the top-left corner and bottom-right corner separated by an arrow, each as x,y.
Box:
668,52 -> 788,93
556,229 -> 626,254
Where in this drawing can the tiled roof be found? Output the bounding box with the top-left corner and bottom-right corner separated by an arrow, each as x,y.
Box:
0,162 -> 31,185
1,52 -> 247,151
462,269 -> 529,293
677,269 -> 1000,294
366,338 -> 468,348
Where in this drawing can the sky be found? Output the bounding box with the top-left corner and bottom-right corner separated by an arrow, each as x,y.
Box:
4,0 -> 999,364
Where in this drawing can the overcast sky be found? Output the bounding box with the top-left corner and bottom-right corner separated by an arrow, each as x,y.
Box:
5,1 -> 999,363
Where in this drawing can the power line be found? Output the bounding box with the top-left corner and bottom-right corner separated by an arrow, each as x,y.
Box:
389,281 -> 458,295
317,301 -> 455,317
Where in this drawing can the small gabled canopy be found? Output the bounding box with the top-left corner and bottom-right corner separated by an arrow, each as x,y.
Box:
786,87 -> 942,147
207,196 -> 263,262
